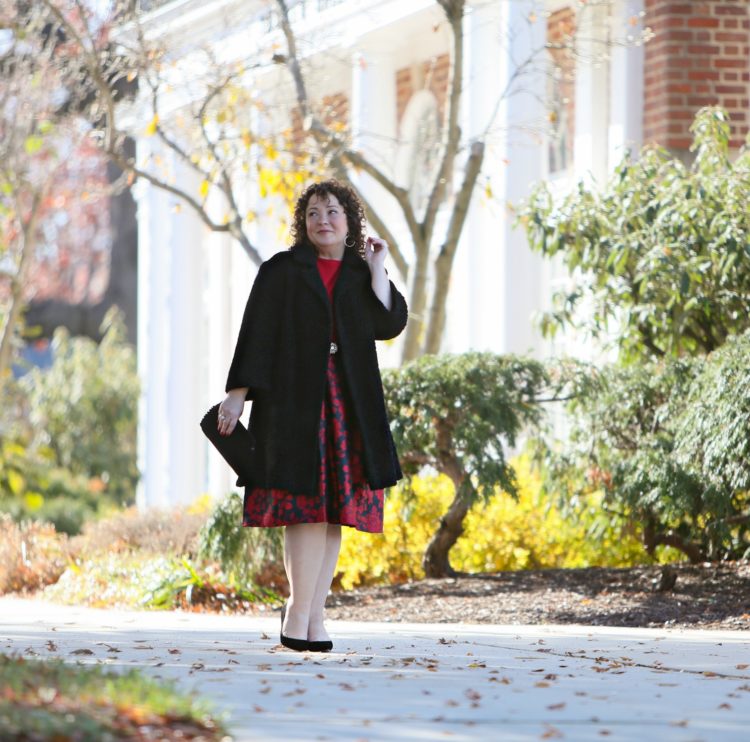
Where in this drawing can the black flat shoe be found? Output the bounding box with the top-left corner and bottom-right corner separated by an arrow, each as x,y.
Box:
307,639 -> 333,652
280,603 -> 309,652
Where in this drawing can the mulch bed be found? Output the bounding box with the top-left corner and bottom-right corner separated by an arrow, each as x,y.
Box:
325,562 -> 750,631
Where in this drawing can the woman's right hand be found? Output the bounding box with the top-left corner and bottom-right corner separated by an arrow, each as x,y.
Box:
217,389 -> 247,436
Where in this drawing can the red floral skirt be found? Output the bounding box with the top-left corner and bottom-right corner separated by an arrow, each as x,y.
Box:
242,355 -> 384,533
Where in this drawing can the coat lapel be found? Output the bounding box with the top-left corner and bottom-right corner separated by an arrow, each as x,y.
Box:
333,246 -> 368,304
292,243 -> 368,314
291,243 -> 330,318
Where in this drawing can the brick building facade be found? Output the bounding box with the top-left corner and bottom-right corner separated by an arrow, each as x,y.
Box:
134,0 -> 749,509
643,0 -> 750,150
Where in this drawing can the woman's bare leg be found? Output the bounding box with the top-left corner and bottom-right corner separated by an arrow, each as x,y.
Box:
282,522 -> 328,640
307,524 -> 342,642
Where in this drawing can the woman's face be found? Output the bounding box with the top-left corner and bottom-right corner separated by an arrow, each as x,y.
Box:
305,192 -> 348,255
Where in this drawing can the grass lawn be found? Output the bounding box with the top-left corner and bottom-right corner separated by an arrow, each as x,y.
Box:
0,652 -> 230,741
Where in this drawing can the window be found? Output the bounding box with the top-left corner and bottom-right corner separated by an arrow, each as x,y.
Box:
546,6 -> 576,174
395,90 -> 440,214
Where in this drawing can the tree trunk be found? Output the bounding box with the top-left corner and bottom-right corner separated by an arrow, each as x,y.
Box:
424,251 -> 451,356
24,143 -> 138,344
0,195 -> 41,384
401,246 -> 429,363
422,481 -> 473,578
421,420 -> 472,578
424,141 -> 484,355
642,517 -> 706,564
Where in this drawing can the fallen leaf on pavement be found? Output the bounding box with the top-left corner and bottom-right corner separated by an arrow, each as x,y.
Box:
541,724 -> 564,739
282,688 -> 306,697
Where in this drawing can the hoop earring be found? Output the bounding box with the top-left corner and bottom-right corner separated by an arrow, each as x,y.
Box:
344,234 -> 356,249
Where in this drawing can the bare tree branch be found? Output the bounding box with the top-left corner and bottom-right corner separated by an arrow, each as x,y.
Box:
40,0 -> 264,266
274,0 -> 414,277
425,139 -> 484,354
422,0 -> 464,248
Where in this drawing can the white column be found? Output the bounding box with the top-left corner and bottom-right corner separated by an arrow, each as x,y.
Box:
195,160 -> 269,503
135,138 -> 171,510
201,228 -> 235,499
350,48 -> 398,183
350,42 -> 404,367
608,0 -> 645,169
165,158 -> 205,507
459,0 -> 546,356
574,2 -> 611,185
350,44 -> 399,240
136,143 -> 206,510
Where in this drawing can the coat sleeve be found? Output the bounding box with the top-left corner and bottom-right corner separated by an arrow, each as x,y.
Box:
225,261 -> 281,400
368,279 -> 408,341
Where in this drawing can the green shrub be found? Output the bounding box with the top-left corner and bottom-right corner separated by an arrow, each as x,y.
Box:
0,308 -> 139,534
197,491 -> 286,591
38,500 -> 212,608
544,339 -> 750,562
42,550 -> 178,609
383,351 -> 550,577
22,308 -> 139,508
143,557 -> 280,612
521,107 -> 750,361
336,458 -> 648,590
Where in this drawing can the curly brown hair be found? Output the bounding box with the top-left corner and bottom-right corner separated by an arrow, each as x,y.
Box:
290,180 -> 366,258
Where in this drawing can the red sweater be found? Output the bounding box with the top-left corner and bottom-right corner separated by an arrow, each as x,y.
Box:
317,257 -> 343,341
316,256 -> 342,300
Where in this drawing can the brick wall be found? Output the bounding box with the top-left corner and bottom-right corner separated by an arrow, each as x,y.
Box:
395,54 -> 450,132
644,0 -> 750,150
290,92 -> 349,151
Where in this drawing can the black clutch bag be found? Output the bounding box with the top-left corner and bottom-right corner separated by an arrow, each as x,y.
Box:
199,403 -> 255,487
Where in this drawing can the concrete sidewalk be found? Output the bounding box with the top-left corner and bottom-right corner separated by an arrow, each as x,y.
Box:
1,597 -> 748,741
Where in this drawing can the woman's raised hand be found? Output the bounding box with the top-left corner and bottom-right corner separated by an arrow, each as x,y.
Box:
364,236 -> 388,273
217,390 -> 246,436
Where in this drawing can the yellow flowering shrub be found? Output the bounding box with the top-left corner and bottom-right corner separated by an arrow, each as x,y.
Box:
336,456 -> 648,590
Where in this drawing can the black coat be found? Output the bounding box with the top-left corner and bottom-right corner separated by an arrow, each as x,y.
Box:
225,243 -> 408,495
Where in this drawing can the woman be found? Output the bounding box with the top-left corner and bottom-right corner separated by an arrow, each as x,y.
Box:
217,180 -> 408,652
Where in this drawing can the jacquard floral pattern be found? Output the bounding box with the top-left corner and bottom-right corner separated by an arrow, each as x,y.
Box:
242,355 -> 384,533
